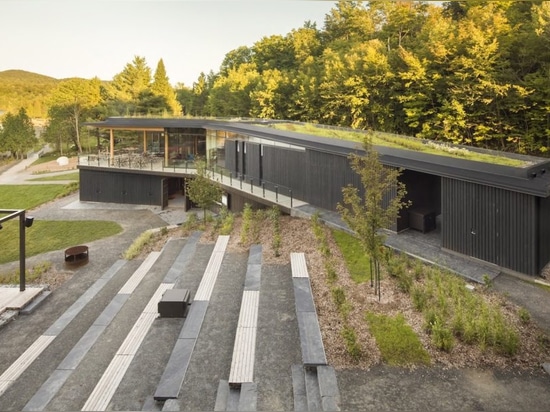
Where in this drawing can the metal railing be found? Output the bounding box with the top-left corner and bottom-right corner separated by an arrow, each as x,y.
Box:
78,154 -> 300,209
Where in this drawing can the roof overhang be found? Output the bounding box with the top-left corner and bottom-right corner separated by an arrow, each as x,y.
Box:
83,117 -> 550,197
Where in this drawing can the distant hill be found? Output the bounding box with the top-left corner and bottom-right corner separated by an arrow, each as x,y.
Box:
0,70 -> 60,118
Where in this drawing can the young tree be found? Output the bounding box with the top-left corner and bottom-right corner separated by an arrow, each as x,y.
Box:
337,135 -> 410,300
0,108 -> 37,159
185,157 -> 223,221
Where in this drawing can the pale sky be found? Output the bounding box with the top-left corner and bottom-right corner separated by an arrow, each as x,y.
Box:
0,0 -> 337,87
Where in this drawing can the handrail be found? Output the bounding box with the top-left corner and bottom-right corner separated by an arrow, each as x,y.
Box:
78,154 -> 298,209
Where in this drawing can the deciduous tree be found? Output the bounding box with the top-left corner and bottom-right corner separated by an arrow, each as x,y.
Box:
337,136 -> 409,300
0,108 -> 37,159
185,158 -> 223,221
47,78 -> 101,152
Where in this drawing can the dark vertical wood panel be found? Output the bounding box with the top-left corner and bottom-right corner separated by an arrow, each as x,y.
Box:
305,150 -> 359,210
246,143 -> 261,182
80,169 -> 163,206
442,178 -> 537,275
225,140 -> 237,172
538,196 -> 550,273
262,146 -> 306,199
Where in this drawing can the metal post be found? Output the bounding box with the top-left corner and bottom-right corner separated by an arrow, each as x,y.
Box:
275,185 -> 279,202
250,178 -> 253,193
240,175 -> 243,189
290,189 -> 293,208
262,182 -> 265,197
19,213 -> 25,292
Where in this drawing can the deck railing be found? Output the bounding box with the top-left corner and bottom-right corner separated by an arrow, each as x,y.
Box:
78,154 -> 300,210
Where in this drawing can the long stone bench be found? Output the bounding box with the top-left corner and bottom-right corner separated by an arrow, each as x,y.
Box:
291,253 -> 327,367
154,235 -> 229,402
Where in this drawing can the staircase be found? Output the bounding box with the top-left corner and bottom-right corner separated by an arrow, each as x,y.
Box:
0,233 -> 341,411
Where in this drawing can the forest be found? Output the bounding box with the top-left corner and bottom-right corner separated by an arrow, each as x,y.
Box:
1,1 -> 550,157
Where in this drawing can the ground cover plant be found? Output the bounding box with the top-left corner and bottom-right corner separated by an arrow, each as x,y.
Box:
267,123 -> 529,167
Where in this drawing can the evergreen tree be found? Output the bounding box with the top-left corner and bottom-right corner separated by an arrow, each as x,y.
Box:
151,59 -> 182,115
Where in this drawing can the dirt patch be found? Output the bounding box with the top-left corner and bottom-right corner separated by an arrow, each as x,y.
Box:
26,157 -> 79,174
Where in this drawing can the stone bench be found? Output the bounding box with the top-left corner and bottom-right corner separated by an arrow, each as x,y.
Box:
291,252 -> 327,367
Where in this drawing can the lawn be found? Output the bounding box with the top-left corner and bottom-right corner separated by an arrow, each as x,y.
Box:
29,172 -> 79,182
0,220 -> 122,264
0,184 -> 75,210
0,184 -> 123,266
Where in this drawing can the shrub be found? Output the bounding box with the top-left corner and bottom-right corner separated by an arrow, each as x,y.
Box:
431,318 -> 455,352
518,307 -> 531,324
240,203 -> 253,245
341,326 -> 361,361
123,230 -> 154,260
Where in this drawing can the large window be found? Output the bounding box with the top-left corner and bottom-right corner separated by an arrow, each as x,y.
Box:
166,128 -> 206,165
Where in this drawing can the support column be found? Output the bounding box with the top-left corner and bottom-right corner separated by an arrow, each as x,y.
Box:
110,128 -> 114,164
164,131 -> 169,166
143,130 -> 147,153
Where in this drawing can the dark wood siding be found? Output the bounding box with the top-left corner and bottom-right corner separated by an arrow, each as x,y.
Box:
225,140 -> 237,173
246,142 -> 262,182
442,178 -> 538,275
538,196 -> 550,273
261,146 -> 306,199
80,169 -> 162,206
305,150 -> 359,210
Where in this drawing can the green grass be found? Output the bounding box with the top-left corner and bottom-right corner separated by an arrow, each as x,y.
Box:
29,172 -> 79,182
0,184 -> 75,210
332,229 -> 370,283
268,123 -> 528,167
0,184 -> 122,267
365,312 -> 431,366
0,220 -> 123,264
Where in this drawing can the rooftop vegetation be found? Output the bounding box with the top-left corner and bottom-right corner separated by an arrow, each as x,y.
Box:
267,123 -> 531,168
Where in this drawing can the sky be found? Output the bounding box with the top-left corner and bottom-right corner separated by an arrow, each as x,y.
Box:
1,0 -> 337,87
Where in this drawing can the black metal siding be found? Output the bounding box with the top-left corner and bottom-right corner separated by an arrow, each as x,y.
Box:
80,169 -> 163,206
442,178 -> 538,275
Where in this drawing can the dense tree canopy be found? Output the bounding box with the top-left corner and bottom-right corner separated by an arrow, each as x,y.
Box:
4,1 -> 550,158
191,0 -> 550,156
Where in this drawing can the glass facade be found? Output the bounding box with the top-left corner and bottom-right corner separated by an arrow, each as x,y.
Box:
166,128 -> 206,165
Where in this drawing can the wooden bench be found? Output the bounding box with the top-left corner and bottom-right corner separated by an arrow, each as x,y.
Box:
228,245 -> 262,387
